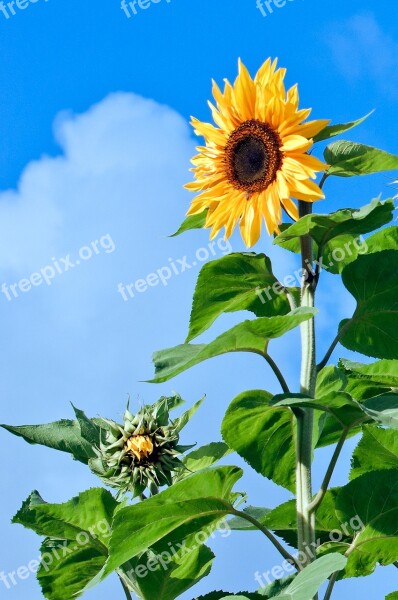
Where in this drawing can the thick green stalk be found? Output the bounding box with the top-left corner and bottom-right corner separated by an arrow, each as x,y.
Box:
296,201 -> 317,574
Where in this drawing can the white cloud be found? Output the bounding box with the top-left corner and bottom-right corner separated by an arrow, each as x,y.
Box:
0,92 -> 194,274
324,12 -> 398,98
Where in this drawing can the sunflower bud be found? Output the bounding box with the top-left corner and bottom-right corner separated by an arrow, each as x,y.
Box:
88,397 -> 192,498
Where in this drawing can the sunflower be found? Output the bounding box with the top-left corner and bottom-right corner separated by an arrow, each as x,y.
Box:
88,398 -> 192,498
185,58 -> 329,247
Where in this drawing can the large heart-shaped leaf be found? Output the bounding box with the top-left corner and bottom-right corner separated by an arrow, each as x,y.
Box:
187,253 -> 292,341
339,250 -> 398,359
221,390 -> 297,492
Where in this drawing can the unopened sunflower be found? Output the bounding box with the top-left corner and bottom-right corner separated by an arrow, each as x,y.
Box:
88,398 -> 193,498
186,58 -> 329,247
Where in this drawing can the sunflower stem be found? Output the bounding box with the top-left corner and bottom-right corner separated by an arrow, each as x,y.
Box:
323,572 -> 338,600
296,201 -> 317,596
231,508 -> 299,569
118,574 -> 133,600
264,352 -> 290,393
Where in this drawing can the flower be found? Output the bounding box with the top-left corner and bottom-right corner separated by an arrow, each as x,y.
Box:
88,398 -> 192,498
186,58 -> 329,247
126,434 -> 154,461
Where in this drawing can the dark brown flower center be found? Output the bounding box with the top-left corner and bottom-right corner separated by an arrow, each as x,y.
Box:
225,120 -> 283,193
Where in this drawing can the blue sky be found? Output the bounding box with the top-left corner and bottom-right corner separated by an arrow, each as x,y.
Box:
0,0 -> 397,598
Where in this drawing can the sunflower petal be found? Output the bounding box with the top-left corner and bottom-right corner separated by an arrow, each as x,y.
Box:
281,135 -> 313,152
289,178 -> 325,202
292,119 -> 331,139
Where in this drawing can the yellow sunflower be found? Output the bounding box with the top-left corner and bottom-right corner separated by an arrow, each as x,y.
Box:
185,58 -> 329,247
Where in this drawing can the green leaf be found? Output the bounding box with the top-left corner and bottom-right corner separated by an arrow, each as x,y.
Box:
72,405 -> 101,447
164,393 -> 186,412
257,576 -> 295,597
265,491 -> 343,548
314,367 -> 356,446
339,359 -> 398,388
350,426 -> 398,479
150,308 -> 316,383
301,364 -> 398,447
13,487 -> 116,546
170,211 -> 207,237
173,395 -> 205,433
221,390 -> 297,492
187,253 -> 292,341
175,442 -> 232,481
366,225 -> 398,253
219,596 -> 259,600
324,140 -> 398,177
316,391 -> 398,448
13,488 -> 118,600
316,366 -> 347,397
344,377 -> 392,404
322,222 -> 398,276
228,506 -> 271,530
332,470 -> 398,577
37,540 -> 106,600
86,467 -> 242,587
386,593 -> 398,600
274,199 -> 394,251
315,234 -> 367,275
335,360 -> 394,418
126,544 -> 215,600
196,593 -> 263,600
0,419 -> 96,464
276,554 -> 347,599
361,393 -> 398,429
313,111 -> 373,143
273,392 -> 365,429
339,250 -> 398,359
